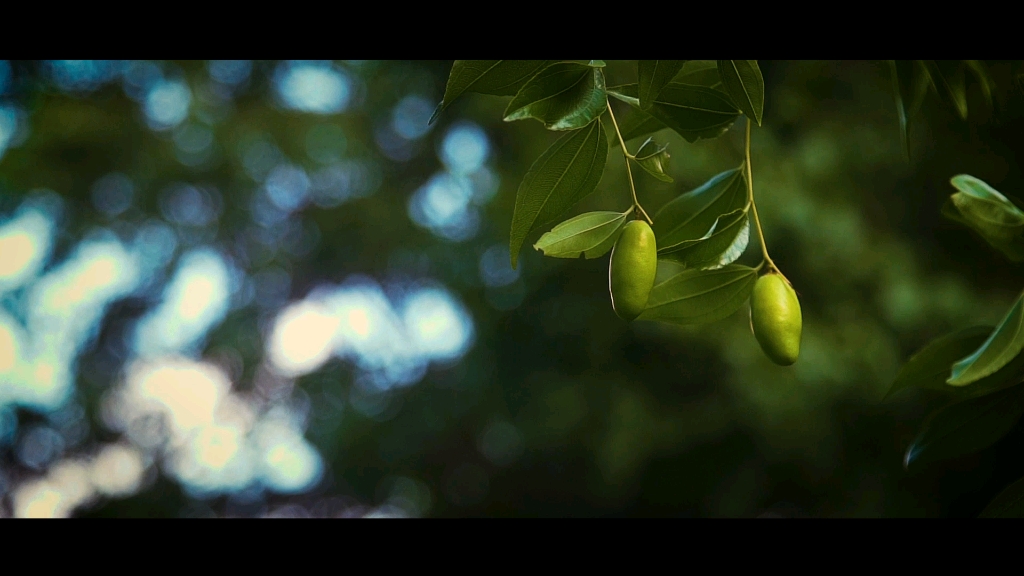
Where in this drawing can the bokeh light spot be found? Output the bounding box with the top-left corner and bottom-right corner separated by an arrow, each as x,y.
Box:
144,80 -> 192,130
441,122 -> 490,175
275,62 -> 351,114
91,172 -> 135,217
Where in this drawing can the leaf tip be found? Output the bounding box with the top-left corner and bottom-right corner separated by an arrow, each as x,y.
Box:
428,102 -> 444,126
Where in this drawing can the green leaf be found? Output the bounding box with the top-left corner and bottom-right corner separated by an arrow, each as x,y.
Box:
673,61 -> 722,89
965,60 -> 995,110
717,60 -> 764,126
924,60 -> 968,120
633,138 -> 672,183
606,85 -> 667,146
889,60 -> 910,160
886,326 -> 1024,402
504,63 -> 607,131
980,475 -> 1024,517
607,83 -> 740,143
533,210 -> 631,259
945,174 -> 1024,262
904,385 -> 1024,470
637,264 -> 757,325
563,60 -> 606,67
430,60 -> 552,124
885,326 -> 992,399
948,289 -> 1024,386
509,120 -> 608,269
645,83 -> 741,143
659,209 -> 749,270
654,259 -> 686,284
890,61 -> 932,156
653,168 -> 747,250
638,60 -> 687,110
607,85 -> 639,106
617,110 -> 667,145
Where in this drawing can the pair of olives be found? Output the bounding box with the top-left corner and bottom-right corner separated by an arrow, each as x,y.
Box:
608,220 -> 802,366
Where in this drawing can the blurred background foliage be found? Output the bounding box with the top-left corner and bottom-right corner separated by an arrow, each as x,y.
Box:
4,60 -> 1024,517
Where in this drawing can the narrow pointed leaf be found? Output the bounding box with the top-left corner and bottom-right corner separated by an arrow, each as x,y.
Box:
948,289 -> 1024,386
673,60 -> 722,90
653,168 -> 747,250
980,475 -> 1024,517
904,385 -> 1024,470
638,60 -> 687,110
717,60 -> 764,126
659,209 -> 749,270
504,63 -> 607,131
607,84 -> 639,107
637,264 -> 757,325
889,60 -> 910,160
533,210 -> 630,259
431,60 -> 552,124
908,60 -> 931,119
965,60 -> 995,110
509,121 -> 608,269
633,138 -> 673,182
924,60 -> 968,120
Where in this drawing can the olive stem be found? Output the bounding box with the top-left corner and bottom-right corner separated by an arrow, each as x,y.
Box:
745,117 -> 783,279
606,100 -> 653,225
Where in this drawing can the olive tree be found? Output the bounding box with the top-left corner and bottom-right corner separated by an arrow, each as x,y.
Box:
431,59 -> 1024,516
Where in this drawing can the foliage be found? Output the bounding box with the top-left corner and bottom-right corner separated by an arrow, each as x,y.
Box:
435,59 -> 1024,517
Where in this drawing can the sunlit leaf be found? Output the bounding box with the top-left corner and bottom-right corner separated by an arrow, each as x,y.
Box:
717,60 -> 764,126
945,174 -> 1024,262
904,385 -> 1024,470
710,212 -> 749,269
637,264 -> 757,325
509,120 -> 608,269
533,210 -> 630,259
431,60 -> 552,124
653,168 -> 747,250
948,289 -> 1024,386
638,60 -> 686,110
980,475 -> 1024,517
658,209 -> 749,270
504,63 -> 607,131
673,60 -> 722,89
924,60 -> 968,120
633,138 -> 672,182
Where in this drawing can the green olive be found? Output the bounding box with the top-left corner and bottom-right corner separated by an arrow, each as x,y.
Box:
609,220 -> 658,321
750,272 -> 802,366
